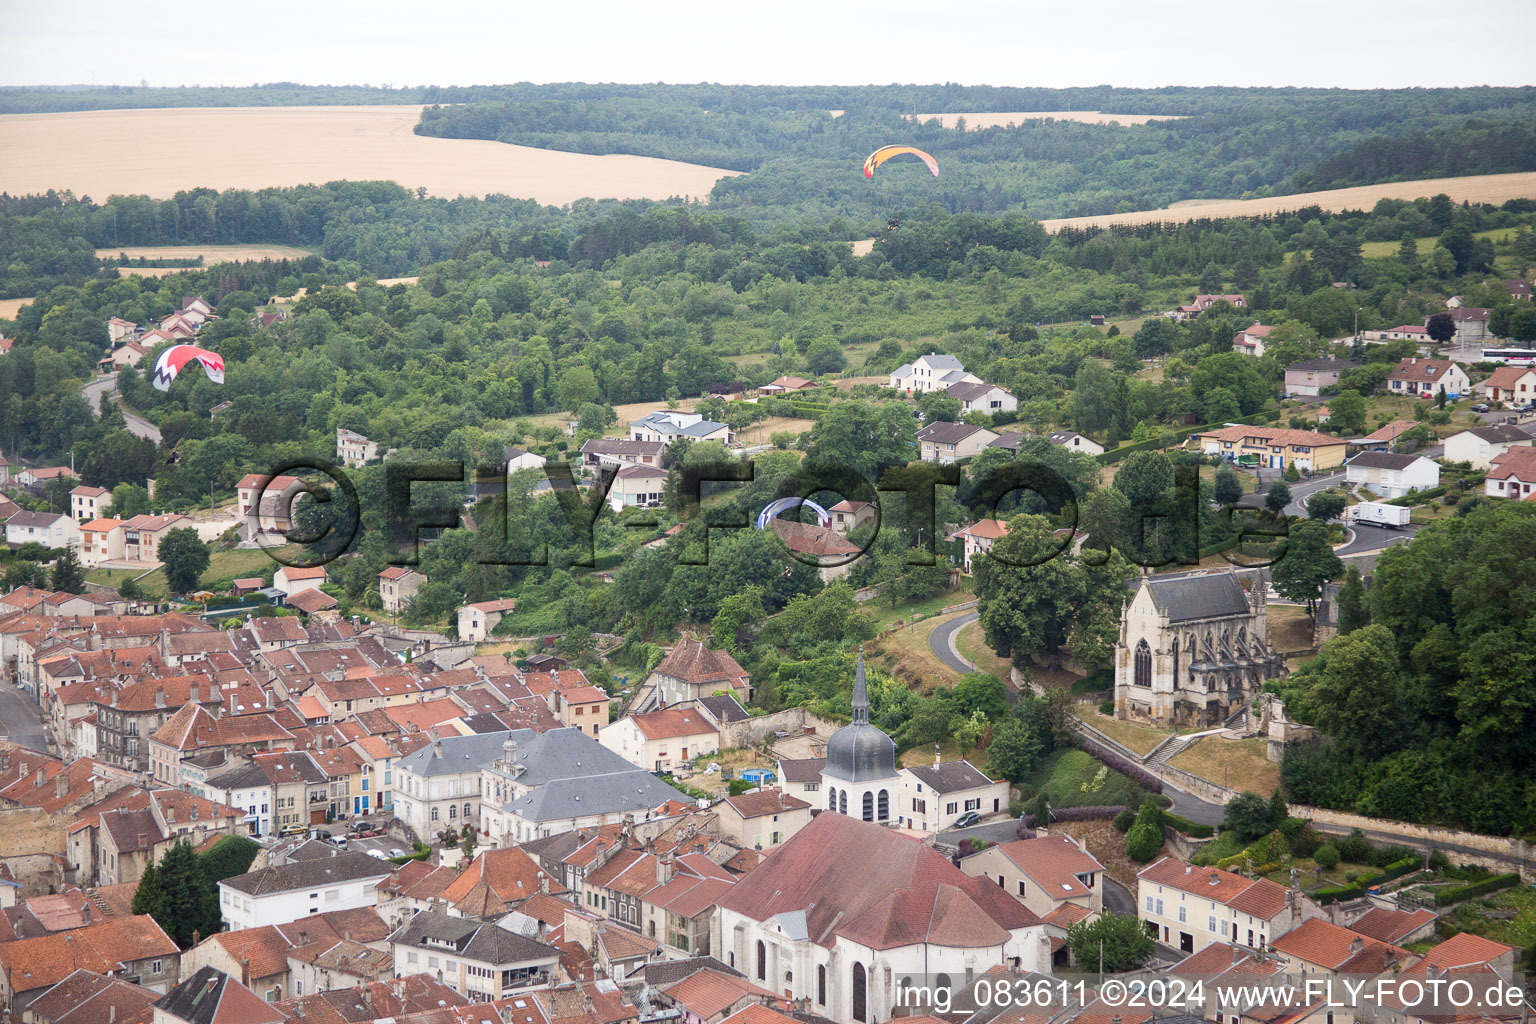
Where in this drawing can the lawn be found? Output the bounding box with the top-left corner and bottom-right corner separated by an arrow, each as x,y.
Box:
871,609 -> 969,688
85,544 -> 301,600
1017,748 -> 1147,809
1266,604 -> 1317,658
1168,736 -> 1280,795
955,620 -> 1013,680
867,578 -> 973,631
1085,710 -> 1172,756
900,735 -> 989,770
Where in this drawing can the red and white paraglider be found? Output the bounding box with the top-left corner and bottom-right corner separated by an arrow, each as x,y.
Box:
151,344 -> 225,392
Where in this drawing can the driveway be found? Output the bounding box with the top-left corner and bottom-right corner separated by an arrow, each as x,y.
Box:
82,372 -> 161,444
930,611 -> 978,676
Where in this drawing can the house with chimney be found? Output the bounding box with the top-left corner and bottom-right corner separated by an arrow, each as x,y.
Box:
478,729 -> 691,847
69,788 -> 245,888
147,705 -> 296,789
387,909 -> 563,999
336,427 -> 378,468
0,914 -> 180,1011
1268,916 -> 1409,978
92,673 -> 222,772
219,848 -> 392,931
644,639 -> 752,709
896,756 -> 1009,832
600,703 -> 722,774
1386,357 -> 1469,399
1136,857 -> 1323,956
69,485 -> 110,524
378,567 -> 426,613
960,833 -> 1105,923
1173,294 -> 1246,320
710,789 -> 811,851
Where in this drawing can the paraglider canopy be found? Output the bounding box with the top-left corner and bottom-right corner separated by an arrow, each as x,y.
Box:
151,344 -> 225,392
863,145 -> 940,179
756,496 -> 831,530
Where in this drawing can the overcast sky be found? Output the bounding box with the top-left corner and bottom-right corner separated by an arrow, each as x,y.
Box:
4,0 -> 1534,91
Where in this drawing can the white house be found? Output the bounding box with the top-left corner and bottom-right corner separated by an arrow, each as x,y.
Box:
70,485 -> 109,524
389,910 -> 561,999
457,598 -> 518,642
630,410 -> 731,445
479,728 -> 689,847
77,519 -> 126,568
1479,365 -> 1536,406
203,761 -> 276,837
1230,323 -> 1272,357
1137,856 -> 1319,956
946,381 -> 1018,415
888,353 -> 980,395
950,518 -> 1007,574
607,464 -> 667,512
273,565 -> 327,596
896,757 -> 1009,832
1443,424 -> 1533,470
1343,452 -> 1440,499
505,446 -> 546,474
393,730 -> 507,839
1485,446 -> 1536,499
4,511 -> 79,550
959,833 -> 1105,922
1385,358 -> 1469,399
916,422 -> 998,463
599,702 -> 720,773
1047,431 -> 1106,457
218,847 -> 391,930
336,428 -> 377,467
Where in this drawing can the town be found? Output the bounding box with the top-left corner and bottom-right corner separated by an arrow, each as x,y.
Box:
2,37 -> 1536,1024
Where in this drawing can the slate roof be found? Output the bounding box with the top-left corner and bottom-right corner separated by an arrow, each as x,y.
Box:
389,910 -> 562,965
903,759 -> 997,794
775,757 -> 826,784
501,771 -> 689,823
1456,423 -> 1532,443
1346,451 -> 1432,471
152,966 -> 286,1024
397,729 -> 514,777
653,640 -> 748,686
697,694 -> 749,724
917,421 -> 992,444
1138,571 -> 1251,622
220,850 -> 390,897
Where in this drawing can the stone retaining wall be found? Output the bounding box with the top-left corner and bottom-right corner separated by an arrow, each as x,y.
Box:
1292,804 -> 1536,880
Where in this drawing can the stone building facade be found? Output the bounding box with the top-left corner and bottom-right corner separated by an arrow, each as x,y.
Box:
1114,569 -> 1287,729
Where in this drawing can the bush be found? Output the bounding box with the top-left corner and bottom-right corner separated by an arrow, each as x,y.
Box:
1428,851 -> 1449,872
1223,791 -> 1278,841
1433,873 -> 1520,907
1099,700 -> 1115,715
1314,843 -> 1341,869
1164,812 -> 1215,839
1337,828 -> 1372,864
1126,820 -> 1163,862
1112,807 -> 1137,834
1291,824 -> 1325,859
1277,816 -> 1307,844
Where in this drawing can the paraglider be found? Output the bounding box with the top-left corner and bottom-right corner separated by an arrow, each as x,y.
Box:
863,145 -> 939,179
151,344 -> 225,391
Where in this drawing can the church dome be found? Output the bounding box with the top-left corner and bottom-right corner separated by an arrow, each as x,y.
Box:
822,651 -> 897,783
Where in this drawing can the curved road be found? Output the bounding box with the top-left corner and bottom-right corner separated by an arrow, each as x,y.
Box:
930,611 -> 979,676
82,372 -> 162,444
0,686 -> 48,753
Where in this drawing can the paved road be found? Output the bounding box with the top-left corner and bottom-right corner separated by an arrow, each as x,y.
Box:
1102,877 -> 1136,916
929,612 -> 979,676
82,372 -> 162,444
0,685 -> 48,753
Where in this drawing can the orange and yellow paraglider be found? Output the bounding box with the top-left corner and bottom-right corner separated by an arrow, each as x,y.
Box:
863,145 -> 939,179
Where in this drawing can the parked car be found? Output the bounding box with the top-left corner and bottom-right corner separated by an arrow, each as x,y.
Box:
952,811 -> 982,829
388,848 -> 407,858
1472,403 -> 1491,412
366,849 -> 388,860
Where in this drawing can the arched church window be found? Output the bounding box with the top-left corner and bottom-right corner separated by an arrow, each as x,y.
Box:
1134,639 -> 1152,688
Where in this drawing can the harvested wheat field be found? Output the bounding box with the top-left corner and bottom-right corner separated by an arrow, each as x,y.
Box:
96,245 -> 314,262
1043,172 -> 1536,232
849,238 -> 876,257
914,110 -> 1187,129
0,106 -> 741,203
0,297 -> 34,320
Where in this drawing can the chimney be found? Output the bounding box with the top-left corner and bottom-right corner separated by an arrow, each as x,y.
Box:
55,773 -> 69,799
539,872 -> 550,894
934,744 -> 941,766
657,851 -> 675,886
110,1006 -> 116,1024
154,688 -> 166,709
82,901 -> 91,924
137,832 -> 148,849
1349,937 -> 1363,953
1233,944 -> 1245,964
189,681 -> 199,704
242,956 -> 251,987
1185,864 -> 1193,875
1209,872 -> 1221,885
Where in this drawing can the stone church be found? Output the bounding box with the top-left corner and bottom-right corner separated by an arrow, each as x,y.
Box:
1114,569 -> 1287,728
819,650 -> 900,823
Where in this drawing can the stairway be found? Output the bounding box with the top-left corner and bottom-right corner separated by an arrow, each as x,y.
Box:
83,887 -> 114,918
1144,734 -> 1193,767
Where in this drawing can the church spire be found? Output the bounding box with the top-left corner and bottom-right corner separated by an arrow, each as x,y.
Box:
852,647 -> 869,725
